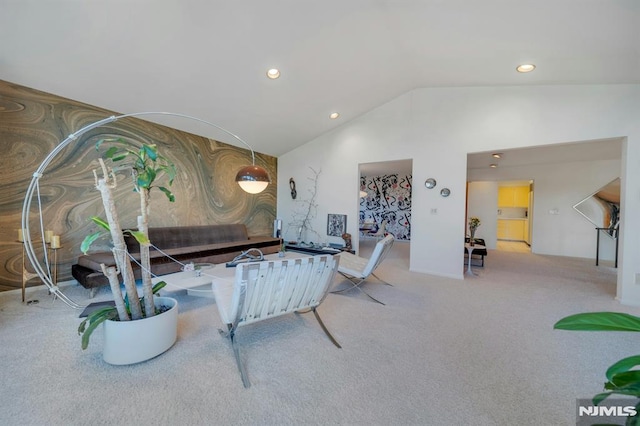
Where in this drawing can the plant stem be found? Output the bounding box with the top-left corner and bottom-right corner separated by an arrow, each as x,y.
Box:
138,187 -> 155,317
95,161 -> 142,320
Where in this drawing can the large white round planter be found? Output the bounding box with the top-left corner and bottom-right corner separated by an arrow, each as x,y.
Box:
102,296 -> 178,365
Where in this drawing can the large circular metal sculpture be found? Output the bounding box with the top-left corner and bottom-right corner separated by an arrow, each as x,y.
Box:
21,112 -> 269,309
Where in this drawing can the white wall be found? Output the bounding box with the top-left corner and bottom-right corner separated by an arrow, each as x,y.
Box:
469,159 -> 621,260
466,181 -> 499,249
277,84 -> 640,305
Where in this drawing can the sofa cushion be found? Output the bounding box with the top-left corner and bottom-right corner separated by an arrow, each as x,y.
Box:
78,236 -> 279,270
125,224 -> 249,252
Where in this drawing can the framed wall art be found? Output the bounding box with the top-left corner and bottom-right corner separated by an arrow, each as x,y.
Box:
327,214 -> 347,237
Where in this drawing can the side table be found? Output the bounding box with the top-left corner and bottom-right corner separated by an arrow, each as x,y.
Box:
465,243 -> 485,277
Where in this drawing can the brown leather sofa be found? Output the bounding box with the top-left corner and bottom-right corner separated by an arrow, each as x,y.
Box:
71,224 -> 280,295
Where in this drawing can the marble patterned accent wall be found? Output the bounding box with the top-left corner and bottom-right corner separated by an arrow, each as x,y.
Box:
359,174 -> 412,240
0,80 -> 277,292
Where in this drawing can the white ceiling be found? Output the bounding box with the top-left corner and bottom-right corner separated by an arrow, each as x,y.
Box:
360,159 -> 412,177
1,1 -> 638,157
467,137 -> 624,170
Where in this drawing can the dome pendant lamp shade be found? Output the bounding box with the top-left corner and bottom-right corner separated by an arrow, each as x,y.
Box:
236,165 -> 270,194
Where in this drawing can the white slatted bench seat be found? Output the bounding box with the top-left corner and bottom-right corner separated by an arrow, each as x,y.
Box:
212,254 -> 341,388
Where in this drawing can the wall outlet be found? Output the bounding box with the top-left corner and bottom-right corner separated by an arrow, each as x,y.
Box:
636,273 -> 640,285
430,208 -> 437,214
548,208 -> 559,215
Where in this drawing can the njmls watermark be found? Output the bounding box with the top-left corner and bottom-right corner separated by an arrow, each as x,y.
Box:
576,398 -> 638,425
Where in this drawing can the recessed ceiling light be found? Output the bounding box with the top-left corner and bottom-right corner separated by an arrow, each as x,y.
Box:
329,112 -> 340,119
492,153 -> 502,159
516,64 -> 536,73
266,68 -> 280,79
490,164 -> 498,168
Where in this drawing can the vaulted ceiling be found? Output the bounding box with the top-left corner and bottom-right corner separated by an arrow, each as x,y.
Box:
2,1 -> 638,157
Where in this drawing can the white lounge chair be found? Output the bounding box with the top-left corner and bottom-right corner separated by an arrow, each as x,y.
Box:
369,220 -> 388,239
212,254 -> 341,388
332,234 -> 394,305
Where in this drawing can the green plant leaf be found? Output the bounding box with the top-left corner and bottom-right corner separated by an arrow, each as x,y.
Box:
90,216 -> 110,231
103,146 -> 120,159
137,168 -> 156,188
593,391 -> 613,405
610,371 -> 640,389
627,402 -> 640,426
143,144 -> 158,161
159,164 -> 176,185
606,355 -> 640,381
152,281 -> 167,294
601,383 -> 640,400
127,230 -> 150,245
78,318 -> 88,334
136,173 -> 150,188
111,153 -> 128,162
80,231 -> 103,254
554,312 -> 640,332
96,137 -> 124,150
158,186 -> 175,202
79,306 -> 118,350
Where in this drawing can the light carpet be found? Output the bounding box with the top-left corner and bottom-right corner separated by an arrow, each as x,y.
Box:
1,241 -> 639,426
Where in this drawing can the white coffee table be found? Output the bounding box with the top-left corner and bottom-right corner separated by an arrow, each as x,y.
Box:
152,252 -> 308,298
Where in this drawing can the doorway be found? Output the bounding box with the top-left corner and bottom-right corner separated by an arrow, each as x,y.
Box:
496,180 -> 533,253
466,138 -> 622,264
358,159 -> 412,257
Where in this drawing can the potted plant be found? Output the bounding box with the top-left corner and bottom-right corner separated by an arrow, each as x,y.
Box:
468,216 -> 481,245
78,138 -> 179,365
554,312 -> 640,422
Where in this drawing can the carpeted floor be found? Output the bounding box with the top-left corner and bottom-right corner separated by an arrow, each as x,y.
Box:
1,241 -> 638,425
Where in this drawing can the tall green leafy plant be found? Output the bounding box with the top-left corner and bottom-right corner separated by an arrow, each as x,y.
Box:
555,312 -> 640,423
78,139 -> 176,348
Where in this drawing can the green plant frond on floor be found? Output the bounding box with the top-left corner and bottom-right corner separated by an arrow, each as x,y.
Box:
630,402 -> 640,426
598,383 -> 640,400
607,372 -> 640,390
554,312 -> 640,332
555,311 -> 640,421
606,355 -> 640,381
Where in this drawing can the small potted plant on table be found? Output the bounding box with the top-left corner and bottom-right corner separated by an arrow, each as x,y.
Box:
468,216 -> 481,245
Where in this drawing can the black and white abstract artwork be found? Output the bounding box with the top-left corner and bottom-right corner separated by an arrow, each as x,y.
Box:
327,214 -> 347,237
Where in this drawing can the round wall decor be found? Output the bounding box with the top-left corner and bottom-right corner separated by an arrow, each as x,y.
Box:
424,178 -> 437,189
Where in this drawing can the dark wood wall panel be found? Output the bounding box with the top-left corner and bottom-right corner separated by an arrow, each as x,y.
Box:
0,80 -> 277,291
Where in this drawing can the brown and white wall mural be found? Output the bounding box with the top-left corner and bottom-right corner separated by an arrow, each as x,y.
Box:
0,80 -> 277,292
359,173 -> 412,241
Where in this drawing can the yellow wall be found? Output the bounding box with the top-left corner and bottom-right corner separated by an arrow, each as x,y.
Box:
497,186 -> 529,208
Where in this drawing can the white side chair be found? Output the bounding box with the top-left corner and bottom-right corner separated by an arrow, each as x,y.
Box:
332,234 -> 394,305
369,220 -> 388,240
212,254 -> 341,388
